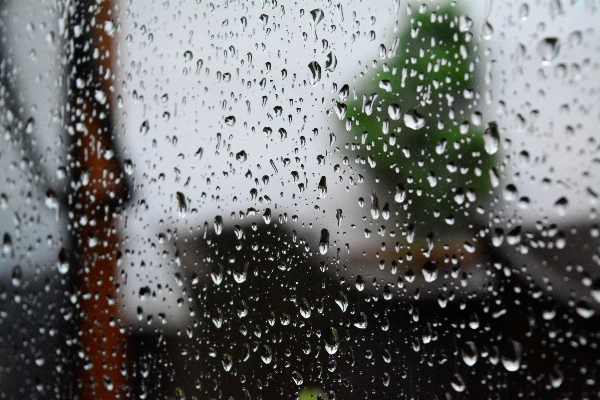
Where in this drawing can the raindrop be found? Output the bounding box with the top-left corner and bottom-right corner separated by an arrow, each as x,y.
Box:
211,263 -> 224,285
537,38 -> 560,64
140,120 -> 149,136
481,20 -> 494,40
236,150 -> 248,163
325,51 -> 337,72
261,344 -> 273,364
554,197 -> 568,216
176,192 -> 187,218
57,247 -> 70,275
422,261 -> 439,282
308,61 -> 322,86
483,122 -> 500,154
403,109 -> 425,130
462,341 -> 478,367
394,184 -> 407,203
291,371 -> 304,386
501,338 -> 522,372
224,116 -> 236,126
388,104 -> 401,120
214,215 -> 223,234
318,176 -> 327,198
324,327 -> 340,355
355,275 -> 365,291
354,312 -> 368,329
124,159 -> 134,175
222,353 -> 233,372
233,261 -> 248,284
299,298 -> 311,318
369,193 -> 381,220
11,265 -> 22,288
319,229 -> 329,255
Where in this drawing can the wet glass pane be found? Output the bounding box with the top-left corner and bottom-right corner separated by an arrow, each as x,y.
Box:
1,0 -> 599,398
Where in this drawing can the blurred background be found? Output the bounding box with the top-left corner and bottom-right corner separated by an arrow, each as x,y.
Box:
0,0 -> 599,399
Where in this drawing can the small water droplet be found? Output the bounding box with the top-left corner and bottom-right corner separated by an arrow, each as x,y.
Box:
176,192 -> 187,218
57,247 -> 70,274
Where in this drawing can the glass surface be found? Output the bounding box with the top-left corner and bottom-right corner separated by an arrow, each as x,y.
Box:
1,0 -> 599,398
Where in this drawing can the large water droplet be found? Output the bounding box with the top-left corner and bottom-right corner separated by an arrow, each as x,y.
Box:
483,121 -> 500,154
501,338 -> 522,372
403,109 -> 425,130
308,61 -> 322,86
422,261 -> 439,282
319,229 -> 329,255
537,38 -> 560,64
461,341 -> 478,367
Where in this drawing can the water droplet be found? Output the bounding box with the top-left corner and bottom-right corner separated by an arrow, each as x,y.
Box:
403,109 -> 425,130
422,261 -> 439,282
236,150 -> 247,163
57,247 -> 70,275
335,291 -> 348,312
503,184 -> 518,201
481,20 -> 494,40
501,338 -> 522,372
319,229 -> 329,255
222,353 -> 233,371
214,215 -> 223,234
576,301 -> 595,319
318,176 -> 327,198
338,84 -> 349,101
554,197 -> 568,216
354,312 -> 368,329
211,263 -> 224,286
549,366 -> 564,388
324,327 -> 340,355
483,121 -> 500,154
462,341 -> 478,366
370,192 -> 380,220
308,61 -> 322,86
388,104 -> 401,120
458,15 -> 473,32
124,159 -> 134,175
263,208 -> 271,224
394,184 -> 407,203
176,192 -> 187,218
140,120 -> 149,136
292,371 -> 304,386
233,261 -> 248,284
104,19 -> 116,36
224,116 -> 236,126
355,275 -> 365,291
103,376 -> 114,391
325,51 -> 337,72
11,265 -> 22,287
261,344 -> 272,364
537,37 -> 560,64
451,373 -> 466,392
492,228 -> 505,247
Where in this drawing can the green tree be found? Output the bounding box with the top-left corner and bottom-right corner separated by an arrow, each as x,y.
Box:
339,3 -> 497,240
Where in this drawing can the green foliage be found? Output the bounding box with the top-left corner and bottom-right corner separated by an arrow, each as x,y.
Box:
339,4 -> 496,234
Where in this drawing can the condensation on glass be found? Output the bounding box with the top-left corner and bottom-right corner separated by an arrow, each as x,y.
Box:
0,0 -> 599,399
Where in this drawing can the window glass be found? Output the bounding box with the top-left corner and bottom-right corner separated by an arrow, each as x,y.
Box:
1,0 -> 599,398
